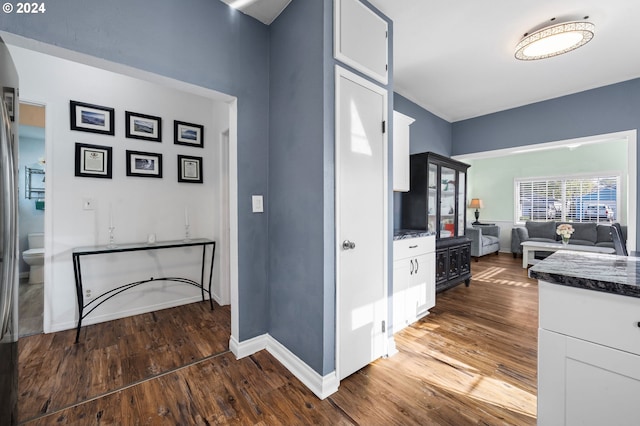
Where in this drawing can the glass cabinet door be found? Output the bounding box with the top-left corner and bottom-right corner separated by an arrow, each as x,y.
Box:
440,167 -> 456,238
457,171 -> 466,236
427,163 -> 437,233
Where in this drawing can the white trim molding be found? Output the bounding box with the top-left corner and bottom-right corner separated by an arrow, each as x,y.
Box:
230,334 -> 340,400
387,336 -> 398,357
229,334 -> 268,360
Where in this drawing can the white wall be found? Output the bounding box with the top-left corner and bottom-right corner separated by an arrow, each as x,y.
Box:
10,45 -> 230,333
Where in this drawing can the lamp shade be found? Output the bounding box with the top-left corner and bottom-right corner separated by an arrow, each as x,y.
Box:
468,198 -> 484,209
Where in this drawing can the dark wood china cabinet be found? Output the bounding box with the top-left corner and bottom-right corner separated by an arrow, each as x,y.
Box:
401,152 -> 472,293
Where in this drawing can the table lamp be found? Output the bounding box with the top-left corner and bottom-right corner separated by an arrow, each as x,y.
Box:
469,198 -> 484,225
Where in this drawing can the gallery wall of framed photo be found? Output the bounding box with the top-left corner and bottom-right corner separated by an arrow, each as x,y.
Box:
9,44 -> 231,333
70,99 -> 205,183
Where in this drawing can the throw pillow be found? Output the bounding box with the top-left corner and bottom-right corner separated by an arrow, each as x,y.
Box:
526,221 -> 555,239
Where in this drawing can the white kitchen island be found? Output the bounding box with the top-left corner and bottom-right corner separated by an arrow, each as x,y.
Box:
529,251 -> 640,426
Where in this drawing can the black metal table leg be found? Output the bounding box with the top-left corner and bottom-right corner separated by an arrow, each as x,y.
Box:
72,254 -> 84,343
200,246 -> 206,303
208,242 -> 215,310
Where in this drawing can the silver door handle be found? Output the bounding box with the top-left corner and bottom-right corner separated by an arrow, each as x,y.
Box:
342,240 -> 356,250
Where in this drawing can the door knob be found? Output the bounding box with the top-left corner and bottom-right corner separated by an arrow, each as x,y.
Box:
342,240 -> 356,250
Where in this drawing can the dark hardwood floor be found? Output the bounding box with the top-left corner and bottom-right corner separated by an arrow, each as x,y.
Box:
18,253 -> 537,425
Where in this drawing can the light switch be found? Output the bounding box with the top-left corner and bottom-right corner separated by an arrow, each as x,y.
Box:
252,195 -> 264,213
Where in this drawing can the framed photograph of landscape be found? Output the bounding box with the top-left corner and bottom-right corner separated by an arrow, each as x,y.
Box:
2,87 -> 15,121
177,155 -> 203,183
75,143 -> 112,179
174,120 -> 204,148
70,101 -> 115,135
126,150 -> 163,178
125,111 -> 162,142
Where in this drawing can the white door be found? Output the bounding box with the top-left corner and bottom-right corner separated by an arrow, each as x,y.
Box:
335,66 -> 388,380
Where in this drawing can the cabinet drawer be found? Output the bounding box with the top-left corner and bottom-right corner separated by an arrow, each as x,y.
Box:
540,281 -> 640,356
394,236 -> 435,260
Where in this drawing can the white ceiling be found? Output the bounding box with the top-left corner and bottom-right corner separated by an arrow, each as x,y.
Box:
227,0 -> 640,122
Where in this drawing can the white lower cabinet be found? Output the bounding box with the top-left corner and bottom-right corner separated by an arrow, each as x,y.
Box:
393,236 -> 435,333
538,281 -> 640,426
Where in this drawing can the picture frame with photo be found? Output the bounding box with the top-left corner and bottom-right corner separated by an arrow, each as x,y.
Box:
125,111 -> 162,142
2,87 -> 15,122
126,150 -> 163,178
177,155 -> 203,183
75,143 -> 113,179
70,100 -> 115,135
174,120 -> 204,148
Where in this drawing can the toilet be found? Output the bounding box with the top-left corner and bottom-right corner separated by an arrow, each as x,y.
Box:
23,232 -> 44,284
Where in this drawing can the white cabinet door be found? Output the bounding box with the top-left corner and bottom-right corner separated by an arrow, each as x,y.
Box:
392,111 -> 414,192
392,259 -> 410,333
412,253 -> 435,318
393,236 -> 436,334
334,0 -> 388,84
538,329 -> 640,426
565,336 -> 640,426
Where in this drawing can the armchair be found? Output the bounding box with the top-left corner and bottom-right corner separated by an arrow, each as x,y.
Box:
465,225 -> 500,261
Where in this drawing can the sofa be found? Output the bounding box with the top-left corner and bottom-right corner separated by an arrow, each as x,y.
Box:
465,225 -> 500,261
511,221 -> 627,258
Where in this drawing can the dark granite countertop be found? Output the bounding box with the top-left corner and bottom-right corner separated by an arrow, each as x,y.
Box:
528,251 -> 640,299
393,229 -> 436,240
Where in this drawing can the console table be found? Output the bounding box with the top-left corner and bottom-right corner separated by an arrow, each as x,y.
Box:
72,238 -> 216,343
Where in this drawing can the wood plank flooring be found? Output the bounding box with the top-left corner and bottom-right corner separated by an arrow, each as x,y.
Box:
18,253 -> 537,425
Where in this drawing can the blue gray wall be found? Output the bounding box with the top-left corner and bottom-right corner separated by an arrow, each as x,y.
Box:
452,79 -> 640,154
452,78 -> 640,244
268,0 -> 393,375
393,93 -> 452,230
394,93 -> 452,156
268,0 -> 332,375
0,0 -> 271,340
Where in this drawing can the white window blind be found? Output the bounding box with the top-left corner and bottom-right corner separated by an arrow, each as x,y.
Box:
515,175 -> 620,223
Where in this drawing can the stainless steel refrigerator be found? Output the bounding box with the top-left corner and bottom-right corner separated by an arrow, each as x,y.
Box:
0,35 -> 19,425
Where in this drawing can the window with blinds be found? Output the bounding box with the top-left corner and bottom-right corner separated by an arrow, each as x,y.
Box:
515,175 -> 620,223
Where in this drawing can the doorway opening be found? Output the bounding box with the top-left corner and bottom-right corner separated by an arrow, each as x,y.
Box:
17,101 -> 45,337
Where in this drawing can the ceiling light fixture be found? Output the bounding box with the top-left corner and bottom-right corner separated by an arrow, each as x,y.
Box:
227,0 -> 256,9
515,18 -> 595,60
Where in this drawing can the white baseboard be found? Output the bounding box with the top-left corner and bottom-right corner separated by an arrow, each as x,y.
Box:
230,333 -> 339,400
266,335 -> 339,400
229,333 -> 268,359
387,335 -> 398,357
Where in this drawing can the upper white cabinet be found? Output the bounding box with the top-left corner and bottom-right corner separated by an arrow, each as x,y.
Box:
393,111 -> 415,192
334,0 -> 388,85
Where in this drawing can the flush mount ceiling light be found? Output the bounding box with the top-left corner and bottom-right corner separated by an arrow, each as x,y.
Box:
515,18 -> 595,60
